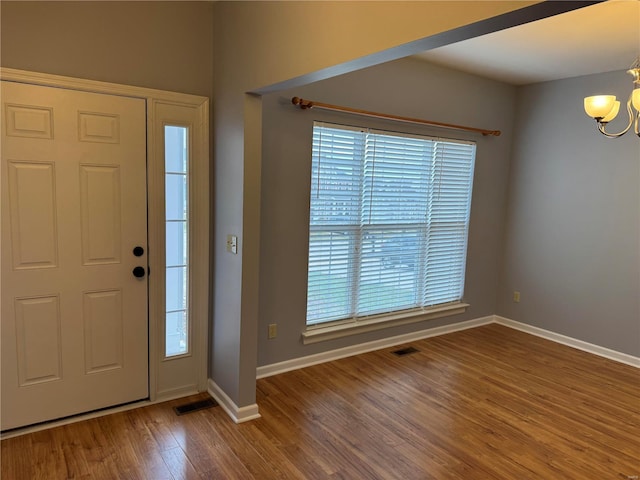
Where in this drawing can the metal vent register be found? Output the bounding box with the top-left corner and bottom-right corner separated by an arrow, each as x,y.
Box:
391,346 -> 420,357
173,398 -> 218,416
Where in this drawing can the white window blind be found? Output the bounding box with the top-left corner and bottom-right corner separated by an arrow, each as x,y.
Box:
306,122 -> 475,326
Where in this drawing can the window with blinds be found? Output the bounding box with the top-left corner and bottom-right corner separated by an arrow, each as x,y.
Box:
306,122 -> 476,326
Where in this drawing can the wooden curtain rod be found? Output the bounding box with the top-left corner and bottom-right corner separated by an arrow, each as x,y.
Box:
291,97 -> 501,137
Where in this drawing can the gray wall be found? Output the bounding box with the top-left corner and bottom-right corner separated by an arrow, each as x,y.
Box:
0,1 -> 214,97
259,57 -> 517,366
498,70 -> 640,356
5,1 -> 634,407
210,1 -> 537,407
0,0 -> 541,410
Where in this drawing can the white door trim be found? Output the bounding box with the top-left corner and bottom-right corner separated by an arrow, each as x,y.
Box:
0,68 -> 210,404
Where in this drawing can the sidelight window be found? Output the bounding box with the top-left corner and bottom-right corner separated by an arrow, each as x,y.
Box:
165,125 -> 189,357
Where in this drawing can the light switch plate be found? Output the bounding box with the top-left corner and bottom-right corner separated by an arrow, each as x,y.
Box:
226,234 -> 238,254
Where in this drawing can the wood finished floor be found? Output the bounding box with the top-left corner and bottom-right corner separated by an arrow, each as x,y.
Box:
2,324 -> 639,479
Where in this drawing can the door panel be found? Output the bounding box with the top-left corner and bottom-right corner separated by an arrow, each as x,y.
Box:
8,161 -> 59,269
1,81 -> 148,431
82,289 -> 124,374
15,295 -> 62,385
79,164 -> 122,265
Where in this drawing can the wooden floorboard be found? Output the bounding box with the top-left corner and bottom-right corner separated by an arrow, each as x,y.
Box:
2,324 -> 639,479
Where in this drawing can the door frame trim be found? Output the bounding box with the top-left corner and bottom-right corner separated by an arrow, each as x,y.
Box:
0,68 -> 210,404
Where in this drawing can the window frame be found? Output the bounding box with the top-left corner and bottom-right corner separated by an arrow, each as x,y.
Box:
150,99 -> 209,397
303,122 -> 474,343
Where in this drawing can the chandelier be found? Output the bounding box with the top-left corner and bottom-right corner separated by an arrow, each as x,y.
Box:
583,58 -> 640,138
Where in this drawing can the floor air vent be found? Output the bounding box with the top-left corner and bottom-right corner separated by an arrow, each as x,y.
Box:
391,346 -> 419,357
173,398 -> 218,416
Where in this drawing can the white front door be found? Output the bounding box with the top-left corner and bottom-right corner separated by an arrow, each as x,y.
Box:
1,81 -> 148,431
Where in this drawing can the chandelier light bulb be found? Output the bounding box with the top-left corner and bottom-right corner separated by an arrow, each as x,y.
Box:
583,58 -> 640,138
584,95 -> 616,119
632,88 -> 640,111
601,100 -> 620,123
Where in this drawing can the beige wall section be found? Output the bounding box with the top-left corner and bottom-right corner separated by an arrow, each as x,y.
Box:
0,1 -> 214,97
211,1 -> 562,408
213,1 -> 540,93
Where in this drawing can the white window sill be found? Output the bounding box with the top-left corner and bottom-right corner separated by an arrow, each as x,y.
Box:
301,303 -> 470,345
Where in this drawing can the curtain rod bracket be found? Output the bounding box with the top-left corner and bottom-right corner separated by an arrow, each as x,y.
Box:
292,96 -> 314,110
291,96 -> 500,137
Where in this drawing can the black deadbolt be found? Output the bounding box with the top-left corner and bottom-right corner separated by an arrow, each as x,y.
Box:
132,266 -> 146,278
133,246 -> 144,257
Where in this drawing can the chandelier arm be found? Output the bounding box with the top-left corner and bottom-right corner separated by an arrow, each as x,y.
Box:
635,110 -> 640,137
597,97 -> 634,138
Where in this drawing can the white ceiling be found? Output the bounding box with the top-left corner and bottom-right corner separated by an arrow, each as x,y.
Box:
414,0 -> 640,85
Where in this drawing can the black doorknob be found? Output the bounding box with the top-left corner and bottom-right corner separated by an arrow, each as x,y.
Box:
132,266 -> 146,278
133,246 -> 144,257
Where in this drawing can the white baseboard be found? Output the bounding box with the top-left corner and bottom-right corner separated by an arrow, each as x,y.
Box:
207,379 -> 261,423
257,316 -> 495,379
7,315 -> 635,436
257,315 -> 639,380
494,316 -> 640,368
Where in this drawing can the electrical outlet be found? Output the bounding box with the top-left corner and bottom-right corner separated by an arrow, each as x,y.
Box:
513,291 -> 521,303
268,323 -> 277,339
